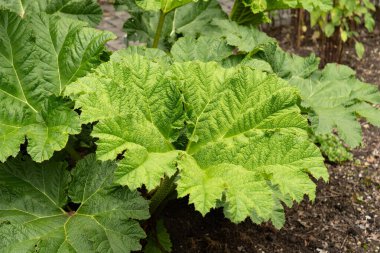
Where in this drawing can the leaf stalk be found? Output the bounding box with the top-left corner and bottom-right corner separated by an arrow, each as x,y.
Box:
149,171 -> 179,215
152,11 -> 167,48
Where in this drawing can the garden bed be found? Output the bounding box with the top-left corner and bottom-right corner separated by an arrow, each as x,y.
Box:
96,3 -> 380,253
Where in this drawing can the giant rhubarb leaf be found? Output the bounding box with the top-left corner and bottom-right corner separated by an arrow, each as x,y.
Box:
256,43 -> 380,148
65,52 -> 327,227
0,0 -> 102,26
0,154 -> 150,252
292,64 -> 380,148
0,11 -> 115,162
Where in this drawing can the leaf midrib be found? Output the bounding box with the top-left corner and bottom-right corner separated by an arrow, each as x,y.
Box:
0,32 -> 38,113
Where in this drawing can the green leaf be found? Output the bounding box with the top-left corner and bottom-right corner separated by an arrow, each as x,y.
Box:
123,7 -> 174,49
355,41 -> 365,59
171,36 -> 232,63
111,46 -> 172,66
171,63 -> 326,222
66,52 -> 327,227
0,154 -> 150,253
45,0 -> 103,26
136,0 -> 161,11
0,0 -> 47,17
144,219 -> 172,253
123,0 -> 226,49
364,13 -> 375,32
324,23 -> 335,37
254,44 -> 379,148
314,133 -> 353,163
65,53 -> 184,191
208,19 -> 275,53
0,0 -> 103,26
256,43 -> 319,79
289,63 -> 380,148
173,0 -> 227,37
0,11 -> 115,162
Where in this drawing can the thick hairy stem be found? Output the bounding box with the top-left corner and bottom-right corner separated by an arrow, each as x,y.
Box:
152,11 -> 166,48
149,171 -> 179,215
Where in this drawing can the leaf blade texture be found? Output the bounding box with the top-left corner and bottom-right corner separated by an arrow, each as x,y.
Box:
256,43 -> 380,148
0,0 -> 103,26
0,154 -> 149,253
66,52 -> 328,227
0,11 -> 115,162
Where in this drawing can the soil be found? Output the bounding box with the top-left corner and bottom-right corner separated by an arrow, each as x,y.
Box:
97,3 -> 380,252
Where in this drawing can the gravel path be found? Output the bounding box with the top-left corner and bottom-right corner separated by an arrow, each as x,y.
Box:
97,3 -> 129,50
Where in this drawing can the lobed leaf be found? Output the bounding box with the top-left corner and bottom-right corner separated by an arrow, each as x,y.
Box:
0,10 -> 115,162
256,43 -> 380,148
0,154 -> 150,253
66,52 -> 327,227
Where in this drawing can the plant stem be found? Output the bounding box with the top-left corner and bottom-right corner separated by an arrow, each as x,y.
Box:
152,11 -> 166,48
149,171 -> 178,214
65,145 -> 81,161
229,0 -> 239,19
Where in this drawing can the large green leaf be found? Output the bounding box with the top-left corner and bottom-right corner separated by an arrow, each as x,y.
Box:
65,52 -> 327,227
256,43 -> 380,148
0,11 -> 115,162
123,0 -> 226,49
65,53 -> 184,191
0,154 -> 150,252
291,64 -> 380,147
169,62 -> 327,222
206,19 -> 276,53
0,0 -> 102,26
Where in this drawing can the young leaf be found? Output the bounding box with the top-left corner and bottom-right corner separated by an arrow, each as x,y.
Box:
355,41 -> 365,59
66,52 -> 328,227
0,11 -> 115,162
0,154 -> 150,252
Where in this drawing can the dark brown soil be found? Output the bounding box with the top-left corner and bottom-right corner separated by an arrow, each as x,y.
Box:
162,22 -> 380,253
